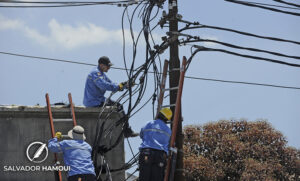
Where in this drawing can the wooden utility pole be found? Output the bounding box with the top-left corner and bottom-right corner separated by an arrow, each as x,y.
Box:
168,0 -> 184,180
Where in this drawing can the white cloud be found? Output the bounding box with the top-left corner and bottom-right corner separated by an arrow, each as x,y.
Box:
0,14 -> 161,50
201,35 -> 219,47
24,27 -> 49,45
0,14 -> 24,30
47,19 -> 135,49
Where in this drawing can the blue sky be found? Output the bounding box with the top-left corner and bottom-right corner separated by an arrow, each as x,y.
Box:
1,0 -> 300,175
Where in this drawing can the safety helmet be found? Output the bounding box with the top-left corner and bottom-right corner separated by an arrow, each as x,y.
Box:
160,108 -> 172,121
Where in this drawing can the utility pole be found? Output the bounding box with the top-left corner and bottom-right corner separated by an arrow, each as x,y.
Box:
168,0 -> 184,180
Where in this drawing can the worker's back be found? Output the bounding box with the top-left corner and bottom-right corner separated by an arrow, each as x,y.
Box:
139,119 -> 171,154
48,139 -> 95,177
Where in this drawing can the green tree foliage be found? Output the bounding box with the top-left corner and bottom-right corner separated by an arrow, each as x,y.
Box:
183,120 -> 300,181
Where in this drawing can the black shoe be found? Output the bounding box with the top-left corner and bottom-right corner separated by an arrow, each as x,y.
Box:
124,127 -> 139,138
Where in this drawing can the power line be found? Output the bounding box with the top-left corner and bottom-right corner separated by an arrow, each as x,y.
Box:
179,38 -> 300,60
225,0 -> 300,16
0,0 -> 137,8
273,0 -> 300,8
0,0 -> 132,3
226,0 -> 300,10
185,75 -> 300,90
1,51 -> 300,90
0,51 -> 129,71
191,45 -> 300,68
179,24 -> 300,46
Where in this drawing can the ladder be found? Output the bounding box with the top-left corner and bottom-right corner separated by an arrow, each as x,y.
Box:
45,93 -> 78,181
156,57 -> 186,181
156,59 -> 169,118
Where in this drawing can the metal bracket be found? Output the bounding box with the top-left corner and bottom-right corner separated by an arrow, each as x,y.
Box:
169,147 -> 178,154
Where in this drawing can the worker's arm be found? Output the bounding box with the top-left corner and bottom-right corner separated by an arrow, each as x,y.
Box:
48,138 -> 63,153
140,127 -> 144,139
92,73 -> 120,92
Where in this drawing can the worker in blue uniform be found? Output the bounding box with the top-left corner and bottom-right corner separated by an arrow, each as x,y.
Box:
83,56 -> 138,137
139,108 -> 172,181
83,56 -> 124,107
48,125 -> 96,181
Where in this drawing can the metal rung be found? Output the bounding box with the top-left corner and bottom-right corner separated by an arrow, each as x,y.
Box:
169,68 -> 180,72
161,104 -> 176,108
53,119 -> 73,122
163,87 -> 178,91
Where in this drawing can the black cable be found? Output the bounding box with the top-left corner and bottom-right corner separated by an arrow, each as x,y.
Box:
122,5 -> 130,77
0,4 -> 120,8
124,168 -> 138,181
225,0 -> 300,10
179,24 -> 300,46
126,138 -> 136,159
2,50 -> 300,90
0,0 -> 134,8
124,2 -> 165,119
0,51 -> 97,66
2,51 -> 300,90
91,2 -> 164,165
110,152 -> 139,172
180,38 -> 300,60
93,6 -> 165,156
148,6 -> 162,118
185,46 -> 200,71
129,93 -> 154,118
125,2 -> 150,118
0,0 -> 130,3
225,0 -> 300,16
273,0 -> 300,8
185,75 -> 300,90
193,45 -> 300,68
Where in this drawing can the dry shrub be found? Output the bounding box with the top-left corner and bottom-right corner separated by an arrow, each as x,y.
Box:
183,120 -> 300,181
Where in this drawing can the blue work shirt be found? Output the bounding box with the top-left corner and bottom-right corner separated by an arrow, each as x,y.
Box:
83,67 -> 119,107
139,119 -> 171,154
48,138 -> 96,177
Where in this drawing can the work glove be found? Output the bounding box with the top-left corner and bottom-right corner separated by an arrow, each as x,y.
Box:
55,132 -> 62,139
119,82 -> 124,91
120,80 -> 134,90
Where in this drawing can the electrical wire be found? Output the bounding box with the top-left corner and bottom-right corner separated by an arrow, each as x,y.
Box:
0,0 -> 130,2
225,0 -> 300,10
179,24 -> 300,46
273,0 -> 300,8
185,75 -> 300,90
110,152 -> 139,172
180,38 -> 300,60
1,51 -> 300,90
191,45 -> 300,68
0,0 -> 136,8
224,0 -> 300,16
124,168 -> 138,181
92,2 -> 166,179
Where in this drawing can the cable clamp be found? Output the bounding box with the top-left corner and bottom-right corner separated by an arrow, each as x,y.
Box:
169,147 -> 177,153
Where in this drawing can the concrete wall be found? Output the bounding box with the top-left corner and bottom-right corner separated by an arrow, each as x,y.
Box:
0,105 -> 125,181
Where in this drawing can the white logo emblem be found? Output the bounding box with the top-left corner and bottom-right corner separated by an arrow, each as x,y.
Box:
26,142 -> 48,163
